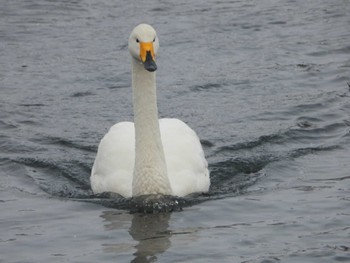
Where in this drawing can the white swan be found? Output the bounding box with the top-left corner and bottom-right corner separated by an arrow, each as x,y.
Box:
90,24 -> 210,198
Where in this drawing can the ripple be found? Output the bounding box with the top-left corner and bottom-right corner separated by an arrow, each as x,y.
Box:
32,136 -> 96,152
217,133 -> 285,152
15,157 -> 92,198
308,45 -> 350,57
18,103 -> 46,107
70,91 -> 95,98
189,82 -> 223,92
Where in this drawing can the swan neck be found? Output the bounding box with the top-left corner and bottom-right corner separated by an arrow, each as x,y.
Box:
131,59 -> 172,196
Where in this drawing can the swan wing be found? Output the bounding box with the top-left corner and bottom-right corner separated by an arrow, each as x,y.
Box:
160,118 -> 210,196
90,121 -> 135,197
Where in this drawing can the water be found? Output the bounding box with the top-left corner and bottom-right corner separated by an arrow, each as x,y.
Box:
1,0 -> 350,262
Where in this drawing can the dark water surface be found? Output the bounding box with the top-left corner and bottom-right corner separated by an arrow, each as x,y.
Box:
1,0 -> 350,262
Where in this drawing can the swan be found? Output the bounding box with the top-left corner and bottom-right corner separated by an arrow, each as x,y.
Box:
90,24 -> 210,198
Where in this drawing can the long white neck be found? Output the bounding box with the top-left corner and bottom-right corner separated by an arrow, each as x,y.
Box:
131,59 -> 172,196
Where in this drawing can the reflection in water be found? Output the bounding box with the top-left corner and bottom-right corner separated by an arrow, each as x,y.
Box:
101,211 -> 172,262
129,213 -> 172,263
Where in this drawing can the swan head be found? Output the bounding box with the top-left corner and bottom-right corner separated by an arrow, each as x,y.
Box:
128,24 -> 159,72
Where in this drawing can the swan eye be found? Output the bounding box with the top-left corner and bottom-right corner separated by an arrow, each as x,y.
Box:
153,37 -> 156,42
136,38 -> 139,43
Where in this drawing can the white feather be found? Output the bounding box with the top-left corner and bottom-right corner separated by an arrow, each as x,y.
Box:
91,119 -> 210,197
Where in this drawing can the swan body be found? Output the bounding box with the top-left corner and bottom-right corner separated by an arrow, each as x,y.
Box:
90,24 -> 210,198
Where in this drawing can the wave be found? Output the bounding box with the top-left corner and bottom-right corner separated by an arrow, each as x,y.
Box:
11,123 -> 343,212
3,88 -> 349,212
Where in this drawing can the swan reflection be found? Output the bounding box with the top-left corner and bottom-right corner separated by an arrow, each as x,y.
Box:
101,211 -> 172,262
129,213 -> 171,262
